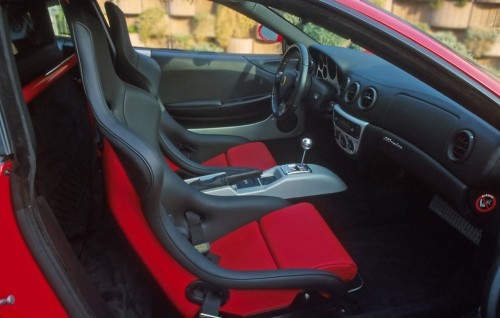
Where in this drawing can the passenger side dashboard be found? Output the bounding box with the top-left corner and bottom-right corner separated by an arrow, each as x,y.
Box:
308,45 -> 500,232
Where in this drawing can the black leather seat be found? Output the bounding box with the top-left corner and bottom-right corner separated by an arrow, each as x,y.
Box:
66,1 -> 357,316
103,1 -> 278,178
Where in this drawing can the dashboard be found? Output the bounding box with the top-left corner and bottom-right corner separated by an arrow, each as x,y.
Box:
307,44 -> 500,231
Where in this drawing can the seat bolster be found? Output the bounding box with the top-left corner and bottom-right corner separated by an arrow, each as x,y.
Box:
189,193 -> 290,243
105,1 -> 160,96
159,111 -> 249,161
226,142 -> 277,171
259,203 -> 357,281
102,140 -> 199,317
162,154 -> 180,171
158,113 -> 257,176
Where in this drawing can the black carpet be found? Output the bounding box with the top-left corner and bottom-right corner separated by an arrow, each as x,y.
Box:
79,212 -> 181,318
339,218 -> 476,312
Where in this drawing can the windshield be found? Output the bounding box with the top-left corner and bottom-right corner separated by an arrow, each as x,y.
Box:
274,10 -> 363,50
276,1 -> 499,80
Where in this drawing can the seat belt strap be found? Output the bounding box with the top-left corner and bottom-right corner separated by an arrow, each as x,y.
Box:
176,142 -> 196,159
185,211 -> 221,263
199,290 -> 222,318
185,211 -> 210,254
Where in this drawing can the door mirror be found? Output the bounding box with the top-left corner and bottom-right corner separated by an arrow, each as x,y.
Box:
257,24 -> 282,43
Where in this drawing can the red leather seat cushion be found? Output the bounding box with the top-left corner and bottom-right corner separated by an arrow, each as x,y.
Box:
260,203 -> 357,281
202,153 -> 228,167
166,141 -> 276,171
225,142 -> 277,171
211,222 -> 297,316
203,141 -> 276,171
211,203 -> 357,316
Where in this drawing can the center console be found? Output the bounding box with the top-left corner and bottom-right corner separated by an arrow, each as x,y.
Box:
186,163 -> 347,199
333,104 -> 369,155
185,136 -> 348,199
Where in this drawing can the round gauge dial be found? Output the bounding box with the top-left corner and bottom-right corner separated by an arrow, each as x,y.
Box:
314,53 -> 344,96
316,54 -> 328,79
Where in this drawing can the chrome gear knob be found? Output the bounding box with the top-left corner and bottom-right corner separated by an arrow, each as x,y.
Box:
299,138 -> 313,167
301,138 -> 313,150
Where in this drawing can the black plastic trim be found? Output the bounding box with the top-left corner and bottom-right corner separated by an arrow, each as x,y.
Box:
378,129 -> 468,211
166,95 -> 272,127
0,111 -> 11,157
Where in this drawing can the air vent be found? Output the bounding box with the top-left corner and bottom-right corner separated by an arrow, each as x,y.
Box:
358,87 -> 377,110
338,76 -> 350,97
344,82 -> 360,103
448,130 -> 474,163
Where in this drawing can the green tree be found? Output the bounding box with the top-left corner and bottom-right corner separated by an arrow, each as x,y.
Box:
434,31 -> 472,58
193,13 -> 215,41
303,24 -> 351,47
465,27 -> 499,58
215,5 -> 256,48
135,7 -> 168,45
215,5 -> 235,47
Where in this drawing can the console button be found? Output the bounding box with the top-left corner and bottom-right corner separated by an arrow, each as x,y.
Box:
347,139 -> 354,151
335,129 -> 340,140
260,176 -> 277,185
236,178 -> 260,189
340,135 -> 347,148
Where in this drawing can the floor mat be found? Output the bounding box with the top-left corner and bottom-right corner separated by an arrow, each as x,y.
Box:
339,218 -> 476,312
79,213 -> 181,318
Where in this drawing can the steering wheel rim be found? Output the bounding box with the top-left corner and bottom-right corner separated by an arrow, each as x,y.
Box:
271,43 -> 310,119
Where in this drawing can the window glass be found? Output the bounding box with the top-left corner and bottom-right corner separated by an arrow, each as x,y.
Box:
99,0 -> 282,54
8,7 -> 50,57
272,10 -> 364,51
48,4 -> 70,38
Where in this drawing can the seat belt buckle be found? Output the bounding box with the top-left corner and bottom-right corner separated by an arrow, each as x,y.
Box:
194,242 -> 211,254
186,281 -> 228,318
199,313 -> 221,318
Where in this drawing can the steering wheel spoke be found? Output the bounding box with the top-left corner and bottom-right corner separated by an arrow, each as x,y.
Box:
271,44 -> 310,119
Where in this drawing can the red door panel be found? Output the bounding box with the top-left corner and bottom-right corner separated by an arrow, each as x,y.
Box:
0,161 -> 67,317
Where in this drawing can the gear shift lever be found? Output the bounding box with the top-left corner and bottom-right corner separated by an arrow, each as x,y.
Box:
298,138 -> 312,169
280,138 -> 313,175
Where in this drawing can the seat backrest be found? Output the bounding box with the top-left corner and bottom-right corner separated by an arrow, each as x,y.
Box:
105,1 -> 161,97
102,1 -> 257,177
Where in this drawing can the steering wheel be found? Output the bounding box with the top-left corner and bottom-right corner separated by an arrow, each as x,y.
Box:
271,43 -> 310,119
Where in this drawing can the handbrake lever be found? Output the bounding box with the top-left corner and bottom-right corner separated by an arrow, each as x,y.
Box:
189,169 -> 263,190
